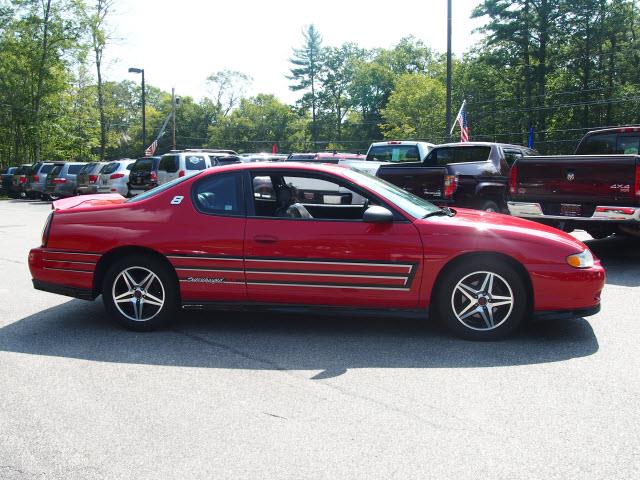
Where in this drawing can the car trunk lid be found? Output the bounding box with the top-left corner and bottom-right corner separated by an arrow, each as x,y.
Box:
52,193 -> 125,211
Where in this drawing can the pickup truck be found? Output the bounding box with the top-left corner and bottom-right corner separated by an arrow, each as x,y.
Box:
345,142 -> 534,212
508,126 -> 640,238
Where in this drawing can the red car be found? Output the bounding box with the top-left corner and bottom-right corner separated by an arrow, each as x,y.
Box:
28,162 -> 605,340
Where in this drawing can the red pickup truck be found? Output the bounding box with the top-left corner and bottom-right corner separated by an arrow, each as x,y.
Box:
508,126 -> 640,238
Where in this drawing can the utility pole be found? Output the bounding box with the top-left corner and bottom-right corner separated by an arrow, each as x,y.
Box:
445,0 -> 452,141
128,67 -> 146,155
172,87 -> 176,150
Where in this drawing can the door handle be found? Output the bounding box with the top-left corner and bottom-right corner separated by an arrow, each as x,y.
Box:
254,235 -> 278,244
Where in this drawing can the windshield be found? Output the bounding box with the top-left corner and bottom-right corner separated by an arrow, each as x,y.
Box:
341,168 -> 441,218
132,159 -> 153,172
126,172 -> 200,203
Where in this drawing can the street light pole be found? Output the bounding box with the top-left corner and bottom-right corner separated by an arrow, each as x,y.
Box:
128,67 -> 146,156
445,0 -> 452,141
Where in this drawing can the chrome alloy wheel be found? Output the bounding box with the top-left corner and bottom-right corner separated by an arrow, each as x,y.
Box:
111,266 -> 165,322
451,271 -> 514,331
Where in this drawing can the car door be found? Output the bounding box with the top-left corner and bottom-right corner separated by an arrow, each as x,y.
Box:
172,171 -> 247,303
243,170 -> 424,309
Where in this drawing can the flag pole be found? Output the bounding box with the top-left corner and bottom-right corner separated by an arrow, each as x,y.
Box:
449,99 -> 466,136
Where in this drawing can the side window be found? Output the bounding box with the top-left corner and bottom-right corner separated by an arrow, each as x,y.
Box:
185,155 -> 207,170
192,173 -> 244,216
159,155 -> 178,173
576,134 -> 616,154
126,163 -> 134,170
251,173 -> 373,221
503,149 -> 523,166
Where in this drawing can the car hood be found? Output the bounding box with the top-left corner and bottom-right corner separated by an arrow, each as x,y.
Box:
416,208 -> 589,252
52,194 -> 126,211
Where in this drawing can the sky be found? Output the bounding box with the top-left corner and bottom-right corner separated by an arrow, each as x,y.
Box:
104,0 -> 486,104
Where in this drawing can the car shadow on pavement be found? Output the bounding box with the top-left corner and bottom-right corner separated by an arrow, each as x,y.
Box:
585,234 -> 640,287
0,298 -> 599,378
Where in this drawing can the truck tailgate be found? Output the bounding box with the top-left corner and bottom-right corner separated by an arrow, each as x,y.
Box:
377,165 -> 448,201
515,155 -> 639,205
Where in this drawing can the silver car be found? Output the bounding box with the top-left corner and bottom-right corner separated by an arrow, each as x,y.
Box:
97,159 -> 136,196
77,162 -> 108,195
25,162 -> 55,199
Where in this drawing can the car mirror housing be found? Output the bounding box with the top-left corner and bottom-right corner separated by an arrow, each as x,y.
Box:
363,205 -> 393,223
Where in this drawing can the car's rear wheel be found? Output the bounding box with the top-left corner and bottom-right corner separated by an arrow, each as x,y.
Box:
436,259 -> 527,340
476,199 -> 500,213
102,256 -> 178,331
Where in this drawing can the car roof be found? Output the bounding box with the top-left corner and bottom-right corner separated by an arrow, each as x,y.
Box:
369,141 -> 435,147
582,125 -> 640,135
433,142 -> 529,150
198,161 -> 355,177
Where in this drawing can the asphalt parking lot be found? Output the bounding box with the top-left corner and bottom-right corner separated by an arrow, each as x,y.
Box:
0,198 -> 638,480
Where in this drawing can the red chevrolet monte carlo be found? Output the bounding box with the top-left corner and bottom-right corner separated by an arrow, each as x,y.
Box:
28,162 -> 605,340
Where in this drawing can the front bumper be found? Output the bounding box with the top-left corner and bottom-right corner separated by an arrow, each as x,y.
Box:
508,201 -> 640,222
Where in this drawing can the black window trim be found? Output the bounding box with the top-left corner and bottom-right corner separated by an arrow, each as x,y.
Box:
190,171 -> 246,218
243,168 -> 411,223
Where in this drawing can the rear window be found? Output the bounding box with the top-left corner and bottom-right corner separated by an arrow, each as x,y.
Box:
366,145 -> 420,163
185,155 -> 207,170
67,164 -> 84,175
132,159 -> 153,172
575,133 -> 640,155
40,164 -> 54,174
615,135 -> 640,154
102,162 -> 120,174
79,163 -> 95,174
159,155 -> 178,173
287,154 -> 317,161
427,146 -> 491,166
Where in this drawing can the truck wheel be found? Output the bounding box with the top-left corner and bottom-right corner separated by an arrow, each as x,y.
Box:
435,259 -> 527,340
476,199 -> 500,212
102,256 -> 179,331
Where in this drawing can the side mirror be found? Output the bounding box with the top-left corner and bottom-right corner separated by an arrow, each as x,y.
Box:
363,205 -> 393,223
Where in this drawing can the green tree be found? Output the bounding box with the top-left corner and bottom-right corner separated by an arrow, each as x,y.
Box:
380,73 -> 445,140
288,24 -> 323,146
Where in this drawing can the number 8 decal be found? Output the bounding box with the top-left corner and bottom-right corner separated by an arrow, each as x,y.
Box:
170,196 -> 184,205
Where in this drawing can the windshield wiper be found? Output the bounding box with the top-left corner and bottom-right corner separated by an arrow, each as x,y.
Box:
422,207 -> 455,218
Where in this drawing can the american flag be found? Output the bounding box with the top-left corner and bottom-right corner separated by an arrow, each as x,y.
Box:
144,139 -> 158,157
455,101 -> 469,142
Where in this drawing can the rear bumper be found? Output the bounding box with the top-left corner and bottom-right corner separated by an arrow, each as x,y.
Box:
508,201 -> 640,222
32,279 -> 96,300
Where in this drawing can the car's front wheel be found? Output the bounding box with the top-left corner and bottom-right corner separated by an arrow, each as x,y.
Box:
102,256 -> 178,331
436,259 -> 527,340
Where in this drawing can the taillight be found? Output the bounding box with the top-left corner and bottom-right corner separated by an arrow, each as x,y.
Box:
53,178 -> 66,184
150,171 -> 157,182
110,173 -> 125,180
178,170 -> 185,177
33,175 -> 39,182
42,211 -> 54,247
19,175 -> 27,184
89,175 -> 98,183
635,163 -> 640,198
509,164 -> 518,194
443,175 -> 458,198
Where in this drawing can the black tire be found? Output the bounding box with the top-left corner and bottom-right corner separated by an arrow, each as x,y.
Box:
476,199 -> 501,213
435,258 -> 527,340
102,255 -> 179,331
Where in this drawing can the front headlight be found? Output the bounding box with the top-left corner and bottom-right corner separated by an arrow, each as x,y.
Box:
566,249 -> 594,269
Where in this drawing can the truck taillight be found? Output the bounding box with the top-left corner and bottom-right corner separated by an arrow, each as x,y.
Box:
42,211 -> 54,247
509,164 -> 518,194
89,175 -> 98,183
32,175 -> 39,182
443,175 -> 458,198
110,173 -> 124,180
178,170 -> 185,177
635,164 -> 640,197
19,175 -> 27,184
53,177 -> 66,184
150,171 -> 157,182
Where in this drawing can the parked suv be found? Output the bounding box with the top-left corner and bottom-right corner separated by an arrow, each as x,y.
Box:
1,167 -> 18,195
157,151 -> 213,185
77,162 -> 108,195
43,162 -> 86,200
25,162 -> 55,199
9,164 -> 34,198
97,159 -> 136,196
127,156 -> 161,196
